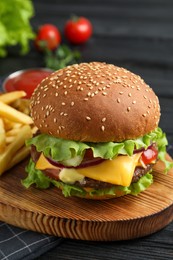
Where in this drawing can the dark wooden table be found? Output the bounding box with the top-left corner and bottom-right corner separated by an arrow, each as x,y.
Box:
0,1 -> 173,259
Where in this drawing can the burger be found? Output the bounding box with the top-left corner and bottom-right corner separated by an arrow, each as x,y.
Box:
22,62 -> 172,199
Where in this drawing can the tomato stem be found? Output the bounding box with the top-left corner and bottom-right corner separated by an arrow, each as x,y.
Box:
70,14 -> 79,22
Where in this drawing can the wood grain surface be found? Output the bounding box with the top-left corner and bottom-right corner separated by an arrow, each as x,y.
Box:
0,154 -> 173,241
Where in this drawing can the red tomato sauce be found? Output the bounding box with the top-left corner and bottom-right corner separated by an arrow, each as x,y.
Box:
3,69 -> 53,99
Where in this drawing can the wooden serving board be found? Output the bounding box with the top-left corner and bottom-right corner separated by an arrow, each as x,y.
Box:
0,154 -> 173,241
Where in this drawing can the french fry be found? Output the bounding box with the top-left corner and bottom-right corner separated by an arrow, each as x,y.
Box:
12,98 -> 30,115
0,118 -> 6,153
6,136 -> 16,144
0,91 -> 35,175
0,125 -> 32,176
6,146 -> 30,171
6,128 -> 22,136
31,126 -> 38,134
3,118 -> 16,131
0,91 -> 26,104
0,101 -> 33,125
12,123 -> 22,129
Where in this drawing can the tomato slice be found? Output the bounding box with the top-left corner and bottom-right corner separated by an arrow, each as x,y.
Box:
141,145 -> 158,165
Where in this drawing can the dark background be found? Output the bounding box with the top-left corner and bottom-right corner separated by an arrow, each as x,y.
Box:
0,1 -> 173,259
1,0 -> 173,145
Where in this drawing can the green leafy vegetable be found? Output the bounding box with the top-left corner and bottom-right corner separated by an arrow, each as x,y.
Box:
0,0 -> 35,57
26,127 -> 172,171
22,159 -> 153,197
23,159 -> 50,189
43,44 -> 81,70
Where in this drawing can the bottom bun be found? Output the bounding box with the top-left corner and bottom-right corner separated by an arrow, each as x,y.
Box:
59,186 -> 127,200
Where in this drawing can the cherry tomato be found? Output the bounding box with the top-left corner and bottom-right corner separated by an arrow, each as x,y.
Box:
141,145 -> 158,165
35,24 -> 61,51
64,16 -> 93,44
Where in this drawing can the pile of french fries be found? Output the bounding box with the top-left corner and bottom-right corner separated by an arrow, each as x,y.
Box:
0,91 -> 37,176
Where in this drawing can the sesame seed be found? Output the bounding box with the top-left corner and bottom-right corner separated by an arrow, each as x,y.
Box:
101,125 -> 105,131
143,95 -> 147,99
132,100 -> 136,104
71,102 -> 74,106
86,116 -> 91,121
54,118 -> 57,123
62,102 -> 66,106
119,92 -> 123,95
117,98 -> 121,103
55,93 -> 58,96
102,92 -> 107,96
127,107 -> 131,112
46,111 -> 50,116
128,93 -> 132,97
84,98 -> 89,101
101,117 -> 106,122
142,114 -> 146,117
64,91 -> 68,95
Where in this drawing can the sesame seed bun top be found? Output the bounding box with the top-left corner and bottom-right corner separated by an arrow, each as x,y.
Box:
30,62 -> 160,142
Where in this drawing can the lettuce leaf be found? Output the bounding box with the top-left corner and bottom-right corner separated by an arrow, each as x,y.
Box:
22,159 -> 153,198
0,0 -> 35,57
26,127 -> 172,171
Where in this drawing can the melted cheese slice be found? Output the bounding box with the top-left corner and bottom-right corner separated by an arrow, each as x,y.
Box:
77,153 -> 141,186
36,152 -> 142,187
36,153 -> 58,170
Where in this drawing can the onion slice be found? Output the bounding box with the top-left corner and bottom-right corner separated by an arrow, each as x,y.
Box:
46,156 -> 105,169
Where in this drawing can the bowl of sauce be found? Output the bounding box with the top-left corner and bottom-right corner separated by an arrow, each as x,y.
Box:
2,68 -> 53,99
